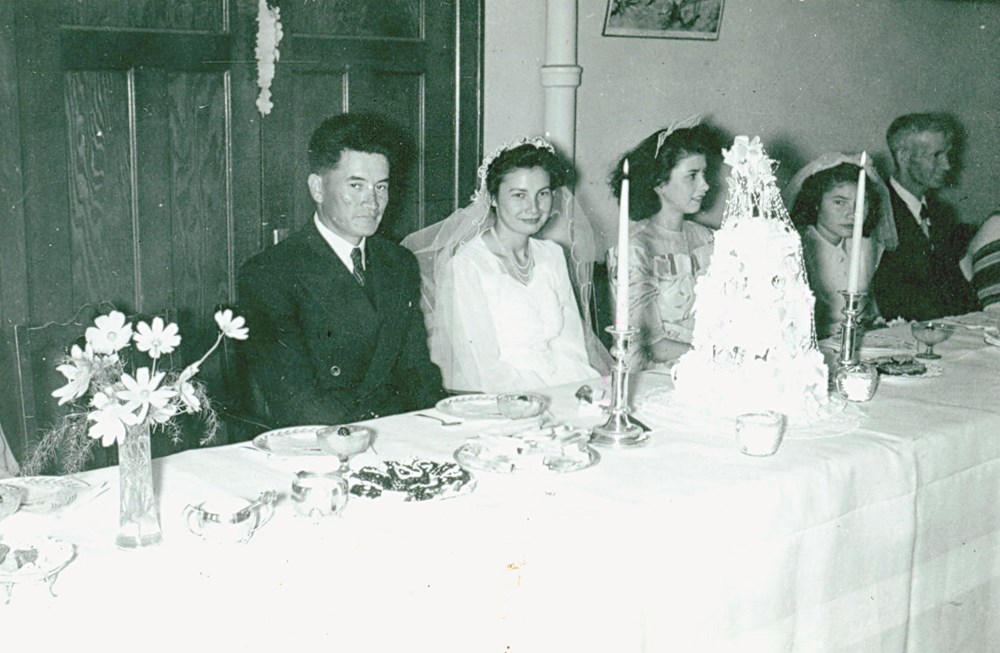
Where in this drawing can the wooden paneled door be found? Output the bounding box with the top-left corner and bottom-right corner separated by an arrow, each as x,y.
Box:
0,0 -> 481,461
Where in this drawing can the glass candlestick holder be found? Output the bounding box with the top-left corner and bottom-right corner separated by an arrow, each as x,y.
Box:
591,326 -> 649,448
833,291 -> 879,402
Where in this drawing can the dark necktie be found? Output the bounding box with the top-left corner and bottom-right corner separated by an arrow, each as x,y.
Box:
920,204 -> 934,249
350,246 -> 365,286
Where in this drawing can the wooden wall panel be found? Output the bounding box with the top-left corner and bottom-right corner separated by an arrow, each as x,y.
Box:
165,70 -> 230,347
65,70 -> 136,312
61,0 -> 226,32
363,70 -> 425,241
134,68 -> 232,349
287,0 -> 421,38
270,70 -> 347,232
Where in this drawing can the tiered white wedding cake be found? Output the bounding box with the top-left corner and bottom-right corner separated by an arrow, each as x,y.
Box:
670,136 -> 831,421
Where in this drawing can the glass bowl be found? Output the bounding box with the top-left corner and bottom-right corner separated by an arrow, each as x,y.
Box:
316,425 -> 374,460
910,321 -> 955,359
496,393 -> 548,419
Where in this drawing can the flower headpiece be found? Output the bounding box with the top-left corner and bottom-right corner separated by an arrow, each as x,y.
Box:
472,136 -> 556,202
654,114 -> 702,159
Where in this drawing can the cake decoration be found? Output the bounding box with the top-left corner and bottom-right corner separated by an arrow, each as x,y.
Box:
669,136 -> 834,422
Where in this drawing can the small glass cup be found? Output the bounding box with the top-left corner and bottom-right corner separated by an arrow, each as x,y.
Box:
735,411 -> 786,457
834,361 -> 879,402
291,471 -> 349,520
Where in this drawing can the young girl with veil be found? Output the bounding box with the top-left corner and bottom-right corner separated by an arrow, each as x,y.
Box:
402,138 -> 608,393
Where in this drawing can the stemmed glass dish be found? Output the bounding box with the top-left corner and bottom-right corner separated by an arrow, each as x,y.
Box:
911,321 -> 955,359
316,425 -> 374,473
496,393 -> 547,419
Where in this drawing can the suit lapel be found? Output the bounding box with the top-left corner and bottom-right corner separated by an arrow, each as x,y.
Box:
296,222 -> 379,323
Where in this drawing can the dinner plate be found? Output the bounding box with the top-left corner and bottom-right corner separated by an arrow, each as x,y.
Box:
0,476 -> 91,514
251,425 -> 329,456
454,441 -> 600,475
436,394 -> 504,419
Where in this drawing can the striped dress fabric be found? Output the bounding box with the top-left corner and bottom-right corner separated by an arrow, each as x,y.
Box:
972,239 -> 1000,308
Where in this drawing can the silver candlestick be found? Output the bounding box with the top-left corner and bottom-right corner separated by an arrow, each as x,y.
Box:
833,291 -> 879,402
592,326 -> 649,448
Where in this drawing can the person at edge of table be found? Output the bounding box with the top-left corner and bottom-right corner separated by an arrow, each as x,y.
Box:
784,152 -> 897,339
606,116 -> 717,371
870,112 -> 979,322
238,113 -> 445,427
960,211 -> 1000,311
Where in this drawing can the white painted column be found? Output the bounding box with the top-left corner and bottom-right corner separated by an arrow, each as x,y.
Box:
541,0 -> 582,160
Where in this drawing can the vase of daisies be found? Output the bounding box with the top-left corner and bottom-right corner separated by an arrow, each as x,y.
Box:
31,308 -> 249,549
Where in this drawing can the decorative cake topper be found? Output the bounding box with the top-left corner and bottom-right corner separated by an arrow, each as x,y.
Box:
720,135 -> 792,231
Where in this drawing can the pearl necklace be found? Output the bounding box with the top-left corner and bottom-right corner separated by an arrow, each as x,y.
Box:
489,227 -> 534,285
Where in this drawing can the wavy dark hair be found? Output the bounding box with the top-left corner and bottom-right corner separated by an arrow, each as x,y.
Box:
609,125 -> 714,221
307,112 -> 410,174
791,163 -> 880,237
485,143 -> 574,197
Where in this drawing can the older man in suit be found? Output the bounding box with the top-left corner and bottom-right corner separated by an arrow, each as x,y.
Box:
239,113 -> 445,426
871,113 -> 979,322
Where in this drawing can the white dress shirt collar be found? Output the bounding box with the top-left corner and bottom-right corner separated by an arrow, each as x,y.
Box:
314,213 -> 365,272
889,177 -> 928,232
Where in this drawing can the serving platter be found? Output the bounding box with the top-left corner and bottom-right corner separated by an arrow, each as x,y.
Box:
0,476 -> 91,514
251,425 -> 328,456
867,355 -> 942,380
348,459 -> 476,502
435,394 -> 504,419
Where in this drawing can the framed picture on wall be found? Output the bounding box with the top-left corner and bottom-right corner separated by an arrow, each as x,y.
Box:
603,0 -> 724,40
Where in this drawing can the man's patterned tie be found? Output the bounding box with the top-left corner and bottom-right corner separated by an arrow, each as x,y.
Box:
350,246 -> 365,286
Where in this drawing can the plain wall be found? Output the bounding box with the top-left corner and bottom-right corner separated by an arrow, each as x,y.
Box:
484,0 -> 1000,253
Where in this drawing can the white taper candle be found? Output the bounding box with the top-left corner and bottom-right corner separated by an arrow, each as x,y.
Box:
846,152 -> 867,295
615,160 -> 630,331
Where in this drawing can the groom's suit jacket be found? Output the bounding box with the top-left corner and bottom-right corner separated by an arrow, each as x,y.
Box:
871,183 -> 978,322
238,220 -> 445,427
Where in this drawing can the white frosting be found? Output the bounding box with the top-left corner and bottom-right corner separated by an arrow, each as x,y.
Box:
671,137 -> 831,423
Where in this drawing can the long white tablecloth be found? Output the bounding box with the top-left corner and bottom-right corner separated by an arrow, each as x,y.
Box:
3,314 -> 999,652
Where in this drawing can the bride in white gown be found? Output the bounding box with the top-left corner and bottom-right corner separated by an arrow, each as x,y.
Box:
402,138 -> 608,393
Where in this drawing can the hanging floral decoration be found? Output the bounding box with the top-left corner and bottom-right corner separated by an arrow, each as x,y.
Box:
255,0 -> 284,116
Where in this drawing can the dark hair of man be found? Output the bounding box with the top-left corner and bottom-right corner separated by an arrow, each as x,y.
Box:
791,163 -> 881,237
485,144 -> 574,198
307,112 -> 406,174
609,125 -> 713,221
886,113 -> 954,165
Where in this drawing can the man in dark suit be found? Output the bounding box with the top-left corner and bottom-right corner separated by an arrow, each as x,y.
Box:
238,113 -> 445,426
871,113 -> 979,321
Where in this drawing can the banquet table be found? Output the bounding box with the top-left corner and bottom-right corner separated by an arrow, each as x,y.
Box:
2,314 -> 999,652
